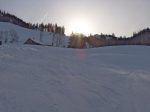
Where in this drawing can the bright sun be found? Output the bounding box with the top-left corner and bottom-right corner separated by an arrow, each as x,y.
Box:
68,17 -> 92,35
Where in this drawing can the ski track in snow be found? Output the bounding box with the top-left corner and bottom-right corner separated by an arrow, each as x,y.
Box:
0,45 -> 150,112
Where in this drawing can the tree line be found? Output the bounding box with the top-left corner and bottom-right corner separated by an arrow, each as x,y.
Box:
0,10 -> 65,34
69,28 -> 150,48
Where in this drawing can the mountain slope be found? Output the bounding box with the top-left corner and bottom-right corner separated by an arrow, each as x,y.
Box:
0,45 -> 150,112
0,22 -> 69,47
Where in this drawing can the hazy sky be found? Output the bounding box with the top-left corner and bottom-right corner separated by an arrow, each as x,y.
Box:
0,0 -> 150,36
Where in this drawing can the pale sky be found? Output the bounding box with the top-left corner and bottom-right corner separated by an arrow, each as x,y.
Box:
0,0 -> 150,36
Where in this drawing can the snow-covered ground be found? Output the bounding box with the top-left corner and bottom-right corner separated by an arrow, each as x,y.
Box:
0,45 -> 150,112
0,22 -> 69,47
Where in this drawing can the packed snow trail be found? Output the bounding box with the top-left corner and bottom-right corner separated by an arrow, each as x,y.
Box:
0,45 -> 150,112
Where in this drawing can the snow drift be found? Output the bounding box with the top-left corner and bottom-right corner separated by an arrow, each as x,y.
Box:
0,45 -> 150,112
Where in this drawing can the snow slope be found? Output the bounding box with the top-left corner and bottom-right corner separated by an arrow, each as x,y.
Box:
0,22 -> 69,47
0,45 -> 150,112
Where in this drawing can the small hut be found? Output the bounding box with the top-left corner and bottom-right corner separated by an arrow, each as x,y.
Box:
24,38 -> 42,45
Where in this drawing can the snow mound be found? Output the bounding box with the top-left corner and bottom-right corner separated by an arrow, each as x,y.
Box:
0,45 -> 150,112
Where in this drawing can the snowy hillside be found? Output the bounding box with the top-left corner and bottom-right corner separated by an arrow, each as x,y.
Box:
0,22 -> 69,47
0,45 -> 150,112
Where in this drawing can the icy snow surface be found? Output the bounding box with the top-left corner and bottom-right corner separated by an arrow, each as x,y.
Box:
0,45 -> 150,112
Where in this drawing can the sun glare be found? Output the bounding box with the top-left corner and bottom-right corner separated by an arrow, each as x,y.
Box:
68,17 -> 93,35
